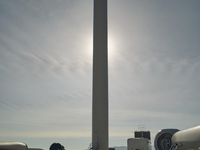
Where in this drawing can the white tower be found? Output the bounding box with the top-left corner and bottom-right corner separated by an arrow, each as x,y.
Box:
92,0 -> 108,150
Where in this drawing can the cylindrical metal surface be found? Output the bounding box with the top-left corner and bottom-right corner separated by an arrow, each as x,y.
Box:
92,0 -> 108,150
154,129 -> 179,150
172,125 -> 200,150
0,142 -> 28,150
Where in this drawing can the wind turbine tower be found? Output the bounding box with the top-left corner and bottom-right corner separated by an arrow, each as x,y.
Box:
92,0 -> 108,150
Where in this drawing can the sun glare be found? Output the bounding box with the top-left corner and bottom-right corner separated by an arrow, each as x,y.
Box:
87,36 -> 93,58
108,35 -> 114,58
87,35 -> 114,60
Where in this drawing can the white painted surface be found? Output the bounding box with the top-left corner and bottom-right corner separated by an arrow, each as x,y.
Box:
0,142 -> 28,150
172,125 -> 200,150
128,138 -> 152,150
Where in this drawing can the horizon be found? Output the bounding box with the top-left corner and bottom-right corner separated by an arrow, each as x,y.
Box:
0,0 -> 200,150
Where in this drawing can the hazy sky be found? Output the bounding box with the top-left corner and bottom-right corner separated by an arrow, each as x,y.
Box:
0,0 -> 200,150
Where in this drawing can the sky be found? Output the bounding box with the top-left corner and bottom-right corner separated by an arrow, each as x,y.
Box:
0,0 -> 200,150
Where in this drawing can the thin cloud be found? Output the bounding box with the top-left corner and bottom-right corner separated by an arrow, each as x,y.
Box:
0,0 -> 200,149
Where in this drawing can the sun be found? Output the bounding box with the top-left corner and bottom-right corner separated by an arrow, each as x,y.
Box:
87,34 -> 115,60
108,35 -> 114,58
